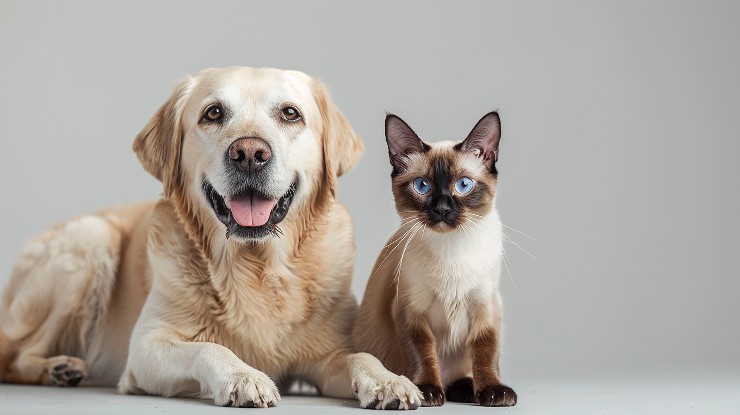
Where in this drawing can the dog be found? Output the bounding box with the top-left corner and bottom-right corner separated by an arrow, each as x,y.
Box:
0,67 -> 422,409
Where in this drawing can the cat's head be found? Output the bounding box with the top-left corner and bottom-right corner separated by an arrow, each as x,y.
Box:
385,112 -> 501,233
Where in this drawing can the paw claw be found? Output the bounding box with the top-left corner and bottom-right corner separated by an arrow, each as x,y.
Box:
213,369 -> 280,408
416,383 -> 444,407
476,384 -> 517,407
354,373 -> 422,410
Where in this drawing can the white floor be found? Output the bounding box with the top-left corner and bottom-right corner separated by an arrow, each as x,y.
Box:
2,374 -> 739,415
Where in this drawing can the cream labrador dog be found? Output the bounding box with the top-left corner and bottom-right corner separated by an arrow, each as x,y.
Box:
0,67 -> 422,409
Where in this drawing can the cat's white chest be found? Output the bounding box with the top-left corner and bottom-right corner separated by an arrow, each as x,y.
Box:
401,212 -> 503,356
427,295 -> 470,356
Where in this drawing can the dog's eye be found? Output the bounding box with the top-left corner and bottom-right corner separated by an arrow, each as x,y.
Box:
281,106 -> 302,122
203,105 -> 223,122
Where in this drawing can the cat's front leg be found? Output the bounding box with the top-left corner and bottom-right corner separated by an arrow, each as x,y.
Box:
402,317 -> 445,406
467,300 -> 517,407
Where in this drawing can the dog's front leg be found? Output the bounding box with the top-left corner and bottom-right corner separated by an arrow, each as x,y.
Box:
120,333 -> 280,408
304,351 -> 422,410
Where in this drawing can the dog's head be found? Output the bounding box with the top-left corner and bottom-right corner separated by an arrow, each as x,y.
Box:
133,67 -> 363,243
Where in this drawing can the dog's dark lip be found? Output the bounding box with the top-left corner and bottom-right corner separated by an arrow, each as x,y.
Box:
202,179 -> 297,240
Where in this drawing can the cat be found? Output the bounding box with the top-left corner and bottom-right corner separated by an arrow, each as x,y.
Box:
352,111 -> 517,407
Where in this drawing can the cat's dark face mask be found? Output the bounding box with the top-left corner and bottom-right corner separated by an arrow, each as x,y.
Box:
424,158 -> 461,226
385,112 -> 501,233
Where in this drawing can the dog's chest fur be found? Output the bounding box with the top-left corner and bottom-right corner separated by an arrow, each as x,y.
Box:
195,249 -> 329,370
148,204 -> 352,376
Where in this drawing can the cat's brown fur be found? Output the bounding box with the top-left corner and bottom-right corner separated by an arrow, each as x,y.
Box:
353,112 -> 517,407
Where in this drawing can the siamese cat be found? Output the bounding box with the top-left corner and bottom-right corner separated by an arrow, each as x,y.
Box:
353,112 -> 517,407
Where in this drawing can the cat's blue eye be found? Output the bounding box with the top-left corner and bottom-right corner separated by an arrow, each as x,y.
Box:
455,177 -> 475,194
412,177 -> 431,195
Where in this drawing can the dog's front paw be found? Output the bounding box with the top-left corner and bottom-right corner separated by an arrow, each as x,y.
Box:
212,369 -> 281,408
352,373 -> 422,410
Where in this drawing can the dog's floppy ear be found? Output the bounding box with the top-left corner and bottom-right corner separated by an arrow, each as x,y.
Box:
133,77 -> 194,198
311,80 -> 364,187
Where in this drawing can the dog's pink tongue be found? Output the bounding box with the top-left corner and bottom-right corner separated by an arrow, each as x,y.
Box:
228,191 -> 278,227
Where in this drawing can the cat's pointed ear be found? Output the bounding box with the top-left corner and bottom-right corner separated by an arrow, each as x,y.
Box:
459,111 -> 501,172
385,114 -> 427,173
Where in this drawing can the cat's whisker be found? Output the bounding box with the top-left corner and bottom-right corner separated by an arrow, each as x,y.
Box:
370,219 -> 418,255
464,216 -> 487,227
502,223 -> 539,243
394,224 -> 422,278
501,245 -> 519,290
357,217 -> 417,250
393,222 -> 424,295
364,211 -> 416,225
466,219 -> 522,287
464,221 -> 485,242
384,221 -> 421,256
373,238 -> 415,281
380,219 -> 420,251
370,222 -> 422,281
460,223 -> 474,247
463,216 -> 486,237
503,233 -> 538,261
465,217 -> 538,261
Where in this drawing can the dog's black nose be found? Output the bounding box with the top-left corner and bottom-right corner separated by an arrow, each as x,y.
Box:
228,137 -> 272,173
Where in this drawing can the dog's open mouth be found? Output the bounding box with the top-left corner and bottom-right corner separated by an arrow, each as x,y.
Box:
203,180 -> 296,240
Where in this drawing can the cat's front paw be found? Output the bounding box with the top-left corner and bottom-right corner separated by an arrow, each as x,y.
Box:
211,369 -> 281,408
416,383 -> 444,406
476,384 -> 517,407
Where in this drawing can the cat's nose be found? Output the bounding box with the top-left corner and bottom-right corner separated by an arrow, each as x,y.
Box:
431,197 -> 453,219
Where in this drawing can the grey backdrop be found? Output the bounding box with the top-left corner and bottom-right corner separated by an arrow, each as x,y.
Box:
1,0 -> 738,382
